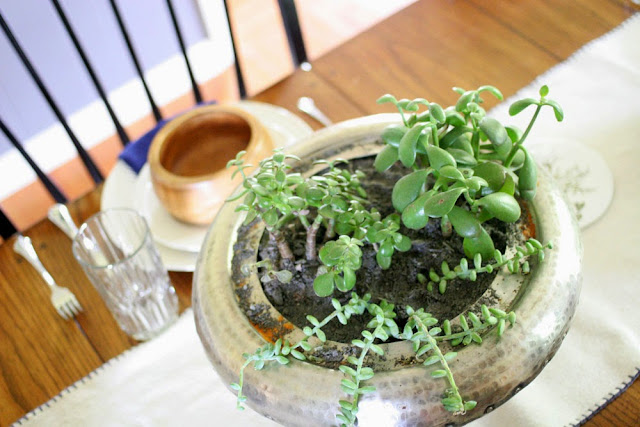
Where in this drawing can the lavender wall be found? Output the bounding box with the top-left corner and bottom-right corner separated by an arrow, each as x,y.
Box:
0,0 -> 206,153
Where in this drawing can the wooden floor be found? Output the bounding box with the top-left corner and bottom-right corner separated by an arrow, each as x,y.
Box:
0,0 -> 414,235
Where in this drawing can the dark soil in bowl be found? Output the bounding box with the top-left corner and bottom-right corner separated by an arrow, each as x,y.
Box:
240,156 -> 517,343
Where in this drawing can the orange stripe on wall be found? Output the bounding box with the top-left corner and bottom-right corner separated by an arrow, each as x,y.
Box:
0,67 -> 240,233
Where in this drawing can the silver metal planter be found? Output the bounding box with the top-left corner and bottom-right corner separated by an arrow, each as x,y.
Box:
193,114 -> 583,426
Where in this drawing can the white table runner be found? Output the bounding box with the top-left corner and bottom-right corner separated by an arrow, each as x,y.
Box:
14,13 -> 640,427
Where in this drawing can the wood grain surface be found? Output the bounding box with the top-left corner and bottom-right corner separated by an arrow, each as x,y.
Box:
1,1 -> 637,425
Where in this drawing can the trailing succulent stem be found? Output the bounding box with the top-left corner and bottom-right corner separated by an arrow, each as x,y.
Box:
232,292 -> 516,425
421,238 -> 553,294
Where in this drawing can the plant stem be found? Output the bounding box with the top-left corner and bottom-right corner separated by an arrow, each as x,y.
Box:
504,104 -> 541,167
268,228 -> 294,261
306,216 -> 323,261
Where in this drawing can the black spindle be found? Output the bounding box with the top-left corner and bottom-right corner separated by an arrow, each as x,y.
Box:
0,207 -> 17,239
0,10 -> 104,184
165,0 -> 202,104
51,0 -> 130,147
108,0 -> 163,122
223,0 -> 247,99
0,117 -> 67,203
277,0 -> 308,66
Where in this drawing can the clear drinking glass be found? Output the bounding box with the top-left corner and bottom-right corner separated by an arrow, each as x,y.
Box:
72,208 -> 178,340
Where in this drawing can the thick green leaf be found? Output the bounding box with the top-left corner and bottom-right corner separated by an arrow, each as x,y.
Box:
455,90 -> 476,112
374,145 -> 399,172
399,125 -> 425,167
478,192 -> 521,222
478,85 -> 503,100
473,162 -> 506,193
446,148 -> 477,166
423,188 -> 464,218
313,273 -> 335,297
401,191 -> 432,229
392,169 -> 429,212
395,235 -> 412,252
439,126 -> 471,149
518,147 -> 537,200
445,108 -> 466,127
479,117 -> 511,157
381,124 -> 408,147
499,173 -> 516,196
376,251 -> 392,269
505,125 -> 523,143
377,94 -> 398,105
449,134 -> 473,155
427,145 -> 456,170
544,99 -> 564,121
509,98 -> 538,116
463,227 -> 495,259
439,165 -> 464,181
336,268 -> 356,292
429,102 -> 446,123
448,206 -> 482,238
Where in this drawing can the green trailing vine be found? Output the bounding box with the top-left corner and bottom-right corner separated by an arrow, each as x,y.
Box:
420,238 -> 553,293
231,291 -> 516,426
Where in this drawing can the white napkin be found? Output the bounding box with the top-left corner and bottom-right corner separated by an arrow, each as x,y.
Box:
14,14 -> 640,427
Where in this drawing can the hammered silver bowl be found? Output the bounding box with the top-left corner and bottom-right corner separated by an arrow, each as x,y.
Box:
193,114 -> 583,426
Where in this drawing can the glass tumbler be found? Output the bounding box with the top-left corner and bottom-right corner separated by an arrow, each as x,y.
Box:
72,208 -> 178,340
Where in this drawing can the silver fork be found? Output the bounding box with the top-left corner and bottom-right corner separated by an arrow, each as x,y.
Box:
13,234 -> 83,319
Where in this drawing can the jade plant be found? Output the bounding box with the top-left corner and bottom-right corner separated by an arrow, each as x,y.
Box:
226,84 -> 562,426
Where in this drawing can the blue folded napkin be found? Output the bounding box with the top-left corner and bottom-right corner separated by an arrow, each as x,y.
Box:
118,101 -> 215,174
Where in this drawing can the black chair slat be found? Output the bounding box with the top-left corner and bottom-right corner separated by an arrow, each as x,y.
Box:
0,117 -> 68,204
223,0 -> 247,99
0,207 -> 17,239
50,0 -> 130,147
165,0 -> 202,104
277,0 -> 308,66
0,9 -> 104,185
108,0 -> 163,122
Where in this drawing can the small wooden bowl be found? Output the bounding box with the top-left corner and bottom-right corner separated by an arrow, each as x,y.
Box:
148,105 -> 274,225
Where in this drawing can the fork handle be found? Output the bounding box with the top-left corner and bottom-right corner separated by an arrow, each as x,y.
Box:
13,235 -> 56,288
48,203 -> 79,240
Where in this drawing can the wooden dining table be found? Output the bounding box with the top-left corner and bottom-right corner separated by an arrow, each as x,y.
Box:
1,1 -> 638,425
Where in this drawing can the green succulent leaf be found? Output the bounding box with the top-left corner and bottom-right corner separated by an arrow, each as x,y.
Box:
374,145 -> 399,172
399,125 -> 425,167
478,192 -> 521,222
463,227 -> 495,259
381,124 -> 408,147
377,94 -> 398,105
544,99 -> 565,121
448,206 -> 482,238
517,147 -> 537,200
429,102 -> 446,123
423,188 -> 465,218
426,145 -> 457,170
479,117 -> 511,157
446,148 -> 477,167
392,169 -> 429,212
313,273 -> 335,297
376,251 -> 392,269
401,191 -> 433,229
508,98 -> 538,116
473,162 -> 506,194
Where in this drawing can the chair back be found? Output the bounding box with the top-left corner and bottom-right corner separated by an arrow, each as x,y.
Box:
0,0 -> 306,240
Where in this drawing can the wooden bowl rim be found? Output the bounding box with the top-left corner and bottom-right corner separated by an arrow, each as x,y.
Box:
148,105 -> 268,186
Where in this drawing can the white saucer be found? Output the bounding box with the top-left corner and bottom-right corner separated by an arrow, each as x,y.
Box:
101,101 -> 312,271
527,138 -> 614,229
